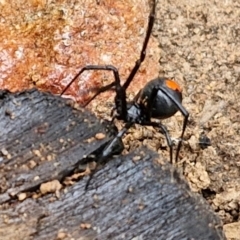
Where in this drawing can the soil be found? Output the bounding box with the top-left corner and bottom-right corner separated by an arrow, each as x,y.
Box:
159,0 -> 240,237
90,0 -> 240,239
155,0 -> 240,232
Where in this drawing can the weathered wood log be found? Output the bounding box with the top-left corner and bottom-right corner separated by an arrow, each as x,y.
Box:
0,89 -> 116,204
0,90 -> 226,239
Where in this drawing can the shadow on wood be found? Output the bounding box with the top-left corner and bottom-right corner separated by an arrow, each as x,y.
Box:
0,89 -> 226,239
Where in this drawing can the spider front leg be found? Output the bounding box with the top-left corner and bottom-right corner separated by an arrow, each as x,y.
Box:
61,65 -> 125,107
123,0 -> 156,90
85,122 -> 133,190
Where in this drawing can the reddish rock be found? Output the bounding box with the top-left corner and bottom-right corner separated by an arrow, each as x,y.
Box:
0,0 -> 160,105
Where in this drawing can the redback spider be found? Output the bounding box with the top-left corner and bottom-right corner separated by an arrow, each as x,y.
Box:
61,0 -> 189,179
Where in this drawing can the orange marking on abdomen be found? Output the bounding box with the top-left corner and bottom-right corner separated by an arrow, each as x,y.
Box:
165,79 -> 182,92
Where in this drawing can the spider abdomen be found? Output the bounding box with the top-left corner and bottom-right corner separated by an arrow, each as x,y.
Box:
139,78 -> 183,119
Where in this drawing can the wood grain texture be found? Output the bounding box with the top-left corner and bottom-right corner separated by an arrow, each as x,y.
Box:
0,89 -> 115,204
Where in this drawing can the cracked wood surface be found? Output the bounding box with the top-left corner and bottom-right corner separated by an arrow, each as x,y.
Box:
0,89 -> 114,204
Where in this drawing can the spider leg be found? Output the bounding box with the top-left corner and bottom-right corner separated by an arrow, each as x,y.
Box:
110,0 -> 156,118
157,88 -> 188,162
61,64 -> 128,116
123,0 -> 156,91
61,65 -> 119,100
101,122 -> 132,158
82,81 -> 115,107
151,87 -> 189,162
143,86 -> 189,163
142,121 -> 173,163
85,122 -> 133,190
175,111 -> 188,162
132,89 -> 142,103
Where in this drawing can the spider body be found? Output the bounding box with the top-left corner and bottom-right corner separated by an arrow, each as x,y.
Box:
60,0 -> 189,188
113,78 -> 182,125
135,78 -> 183,119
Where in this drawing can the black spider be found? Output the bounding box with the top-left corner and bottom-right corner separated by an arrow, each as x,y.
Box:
61,0 -> 189,187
